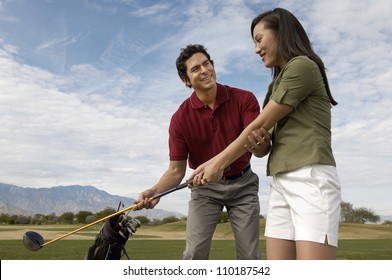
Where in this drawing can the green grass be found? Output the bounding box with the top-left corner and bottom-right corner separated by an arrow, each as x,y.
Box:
337,239 -> 392,260
1,221 -> 391,260
1,239 -> 392,260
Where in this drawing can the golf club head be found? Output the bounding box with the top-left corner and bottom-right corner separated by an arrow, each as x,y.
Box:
131,218 -> 141,228
23,231 -> 44,251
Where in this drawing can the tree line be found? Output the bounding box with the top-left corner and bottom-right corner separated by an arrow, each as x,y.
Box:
0,206 -> 187,226
1,202 -> 391,225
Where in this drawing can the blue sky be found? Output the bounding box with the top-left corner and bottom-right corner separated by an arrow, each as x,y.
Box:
0,0 -> 391,217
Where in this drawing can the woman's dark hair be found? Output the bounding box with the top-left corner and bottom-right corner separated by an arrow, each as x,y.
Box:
176,44 -> 214,88
251,8 -> 337,105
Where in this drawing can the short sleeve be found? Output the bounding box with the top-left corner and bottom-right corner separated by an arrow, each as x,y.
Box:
168,113 -> 189,161
241,91 -> 261,128
271,57 -> 316,108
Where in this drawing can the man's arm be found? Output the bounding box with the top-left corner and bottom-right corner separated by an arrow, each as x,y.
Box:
134,160 -> 187,210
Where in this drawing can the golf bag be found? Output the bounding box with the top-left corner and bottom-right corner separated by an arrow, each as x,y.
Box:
85,212 -> 141,260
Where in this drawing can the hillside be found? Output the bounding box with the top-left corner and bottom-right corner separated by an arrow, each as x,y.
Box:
0,183 -> 184,220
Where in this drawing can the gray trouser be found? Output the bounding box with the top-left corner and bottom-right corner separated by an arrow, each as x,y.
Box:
182,169 -> 260,260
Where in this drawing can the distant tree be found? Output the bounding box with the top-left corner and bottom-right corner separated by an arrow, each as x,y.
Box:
95,207 -> 116,220
134,215 -> 150,225
31,214 -> 46,225
46,212 -> 59,224
340,202 -> 380,224
340,201 -> 354,223
162,216 -> 179,224
85,215 -> 97,224
383,220 -> 392,226
75,211 -> 94,224
15,215 -> 30,224
219,211 -> 229,223
351,207 -> 380,224
8,215 -> 18,224
60,212 -> 75,224
151,218 -> 162,226
0,213 -> 10,224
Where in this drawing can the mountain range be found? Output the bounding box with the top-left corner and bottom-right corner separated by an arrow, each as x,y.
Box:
0,183 -> 185,220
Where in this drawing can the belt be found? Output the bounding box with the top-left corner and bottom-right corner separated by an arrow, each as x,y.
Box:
221,165 -> 251,181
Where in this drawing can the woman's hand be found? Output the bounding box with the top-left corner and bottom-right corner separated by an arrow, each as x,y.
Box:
188,128 -> 271,185
244,128 -> 271,157
188,157 -> 225,186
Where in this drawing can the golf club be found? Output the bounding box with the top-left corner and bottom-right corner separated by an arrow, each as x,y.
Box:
23,180 -> 192,251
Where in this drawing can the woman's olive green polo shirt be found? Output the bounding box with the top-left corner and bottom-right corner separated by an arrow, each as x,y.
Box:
266,56 -> 336,176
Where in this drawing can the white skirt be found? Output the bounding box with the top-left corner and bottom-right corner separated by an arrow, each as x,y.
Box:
265,164 -> 341,247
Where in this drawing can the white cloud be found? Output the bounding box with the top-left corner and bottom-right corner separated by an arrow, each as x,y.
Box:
0,0 -> 391,216
3,43 -> 18,54
0,47 -> 171,195
37,35 -> 80,51
129,3 -> 171,17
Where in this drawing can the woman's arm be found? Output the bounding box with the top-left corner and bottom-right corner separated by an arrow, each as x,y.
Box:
190,100 -> 293,185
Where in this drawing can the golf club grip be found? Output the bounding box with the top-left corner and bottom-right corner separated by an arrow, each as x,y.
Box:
151,180 -> 192,200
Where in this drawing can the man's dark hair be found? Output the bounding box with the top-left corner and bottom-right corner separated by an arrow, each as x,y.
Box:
176,44 -> 214,88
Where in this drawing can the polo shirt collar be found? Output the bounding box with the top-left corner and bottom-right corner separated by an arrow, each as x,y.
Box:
189,83 -> 229,109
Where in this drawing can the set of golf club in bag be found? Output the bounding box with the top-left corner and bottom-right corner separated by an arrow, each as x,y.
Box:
23,181 -> 191,260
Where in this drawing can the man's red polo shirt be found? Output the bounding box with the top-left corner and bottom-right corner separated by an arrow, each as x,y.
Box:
169,83 -> 260,177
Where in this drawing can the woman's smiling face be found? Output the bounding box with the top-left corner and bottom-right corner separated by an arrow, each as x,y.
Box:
252,21 -> 285,69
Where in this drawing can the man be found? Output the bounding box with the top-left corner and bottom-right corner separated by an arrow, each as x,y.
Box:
134,44 -> 270,259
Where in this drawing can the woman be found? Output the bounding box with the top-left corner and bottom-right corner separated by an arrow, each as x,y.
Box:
190,8 -> 341,260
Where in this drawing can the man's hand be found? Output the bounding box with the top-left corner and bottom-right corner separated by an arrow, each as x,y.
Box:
133,188 -> 160,210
